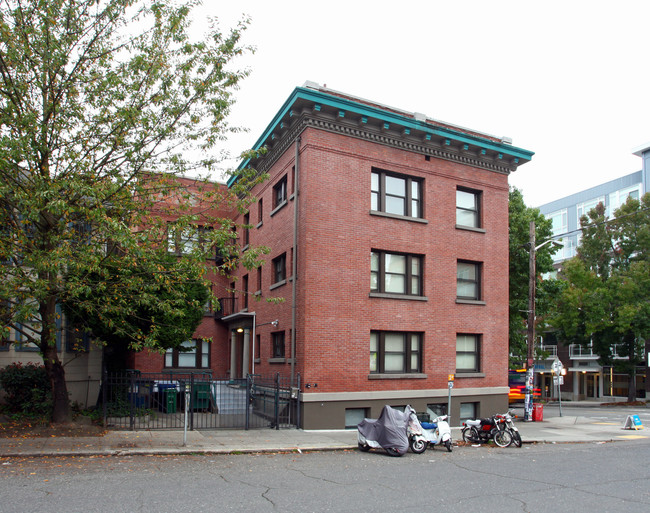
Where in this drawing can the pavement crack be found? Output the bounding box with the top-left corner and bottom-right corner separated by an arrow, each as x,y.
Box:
289,467 -> 345,485
449,456 -> 650,508
261,486 -> 277,508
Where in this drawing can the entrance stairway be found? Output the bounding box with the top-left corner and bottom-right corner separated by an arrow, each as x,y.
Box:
213,381 -> 249,414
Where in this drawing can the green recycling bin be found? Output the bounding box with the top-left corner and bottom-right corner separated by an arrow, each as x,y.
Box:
158,384 -> 177,413
191,382 -> 212,411
164,388 -> 177,413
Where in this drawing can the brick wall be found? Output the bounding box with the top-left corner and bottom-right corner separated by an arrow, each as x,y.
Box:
239,126 -> 510,395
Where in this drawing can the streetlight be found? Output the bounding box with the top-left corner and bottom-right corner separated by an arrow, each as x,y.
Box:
525,221 -> 563,421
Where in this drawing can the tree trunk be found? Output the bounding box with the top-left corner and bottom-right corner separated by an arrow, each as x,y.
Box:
40,298 -> 71,423
627,368 -> 637,403
42,344 -> 72,423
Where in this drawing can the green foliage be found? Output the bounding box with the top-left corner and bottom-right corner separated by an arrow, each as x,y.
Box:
63,252 -> 211,351
0,0 -> 267,421
552,194 -> 650,400
508,187 -> 559,361
0,363 -> 52,417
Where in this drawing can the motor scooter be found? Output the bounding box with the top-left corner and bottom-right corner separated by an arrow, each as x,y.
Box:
419,415 -> 453,452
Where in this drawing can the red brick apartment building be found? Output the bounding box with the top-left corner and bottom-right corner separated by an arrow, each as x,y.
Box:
221,82 -> 534,428
1,86 -> 531,426
123,176 -> 235,376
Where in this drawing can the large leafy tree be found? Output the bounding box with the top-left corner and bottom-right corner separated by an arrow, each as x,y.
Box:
508,187 -> 560,363
0,0 -> 266,422
552,195 -> 650,401
63,253 -> 211,353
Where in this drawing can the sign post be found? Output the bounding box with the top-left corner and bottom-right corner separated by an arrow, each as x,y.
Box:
524,363 -> 534,422
551,359 -> 564,417
447,374 -> 454,421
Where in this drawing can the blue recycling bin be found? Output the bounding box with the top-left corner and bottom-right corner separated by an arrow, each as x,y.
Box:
128,380 -> 153,408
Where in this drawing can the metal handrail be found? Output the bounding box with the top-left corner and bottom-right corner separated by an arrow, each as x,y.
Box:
569,344 -> 597,358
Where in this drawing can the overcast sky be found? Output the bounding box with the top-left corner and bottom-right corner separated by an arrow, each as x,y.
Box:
194,0 -> 649,207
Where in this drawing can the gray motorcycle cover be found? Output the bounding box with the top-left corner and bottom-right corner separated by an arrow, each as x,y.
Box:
357,405 -> 409,453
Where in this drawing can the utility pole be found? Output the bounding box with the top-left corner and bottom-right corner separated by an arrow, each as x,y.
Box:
525,220 -> 536,422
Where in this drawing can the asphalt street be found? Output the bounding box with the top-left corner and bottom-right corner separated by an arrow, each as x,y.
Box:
1,437 -> 649,513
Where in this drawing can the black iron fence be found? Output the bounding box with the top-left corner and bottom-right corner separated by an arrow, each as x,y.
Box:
101,370 -> 300,431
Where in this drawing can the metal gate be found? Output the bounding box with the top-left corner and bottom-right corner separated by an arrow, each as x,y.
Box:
102,371 -> 300,430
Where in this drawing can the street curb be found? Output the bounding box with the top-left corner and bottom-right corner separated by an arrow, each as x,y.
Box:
2,438 -> 630,458
0,446 -> 359,459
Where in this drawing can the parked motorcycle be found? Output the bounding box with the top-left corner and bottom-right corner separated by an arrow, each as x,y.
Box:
410,414 -> 453,453
462,414 -> 512,447
358,405 -> 412,456
499,409 -> 522,448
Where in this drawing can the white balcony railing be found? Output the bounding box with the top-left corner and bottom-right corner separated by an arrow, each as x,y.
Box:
569,343 -> 646,360
611,343 -> 646,360
535,345 -> 557,358
569,344 -> 598,359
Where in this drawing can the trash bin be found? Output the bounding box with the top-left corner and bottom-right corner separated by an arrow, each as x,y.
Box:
191,382 -> 212,411
158,383 -> 177,413
128,380 -> 153,408
532,403 -> 543,422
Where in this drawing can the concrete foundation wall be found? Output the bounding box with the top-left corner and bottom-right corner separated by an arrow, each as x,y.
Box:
301,389 -> 508,429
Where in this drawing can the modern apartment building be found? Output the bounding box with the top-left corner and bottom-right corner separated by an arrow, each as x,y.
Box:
536,143 -> 650,401
539,143 -> 649,265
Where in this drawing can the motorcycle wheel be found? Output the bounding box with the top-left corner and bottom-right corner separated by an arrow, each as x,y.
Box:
385,447 -> 403,457
410,438 -> 428,454
493,429 -> 512,448
462,427 -> 480,444
511,430 -> 522,448
444,440 -> 452,452
358,443 -> 370,452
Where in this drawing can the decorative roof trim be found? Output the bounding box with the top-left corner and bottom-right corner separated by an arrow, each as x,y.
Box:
229,85 -> 534,186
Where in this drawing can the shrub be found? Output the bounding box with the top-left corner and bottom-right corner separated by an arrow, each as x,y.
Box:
0,362 -> 52,417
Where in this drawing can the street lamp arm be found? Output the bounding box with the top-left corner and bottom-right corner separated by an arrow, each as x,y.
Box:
534,239 -> 564,251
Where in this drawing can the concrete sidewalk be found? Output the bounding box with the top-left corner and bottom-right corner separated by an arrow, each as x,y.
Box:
1,412 -> 648,458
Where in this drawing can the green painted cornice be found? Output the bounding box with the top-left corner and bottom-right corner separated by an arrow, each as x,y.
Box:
229,85 -> 534,186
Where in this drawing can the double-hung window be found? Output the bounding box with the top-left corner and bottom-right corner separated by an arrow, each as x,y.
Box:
168,224 -> 212,256
456,334 -> 480,372
456,188 -> 481,228
370,331 -> 422,374
371,251 -> 422,296
273,176 -> 288,209
371,169 -> 422,218
243,213 -> 250,247
457,260 -> 481,300
272,253 -> 286,285
272,331 -> 285,358
165,339 -> 210,368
